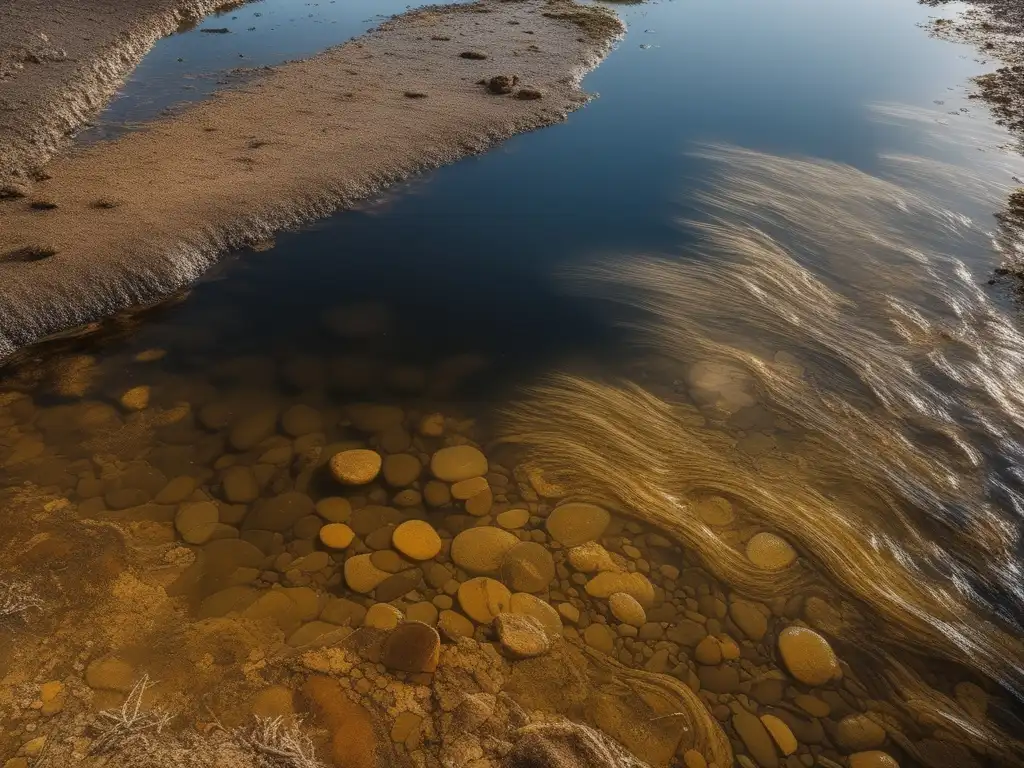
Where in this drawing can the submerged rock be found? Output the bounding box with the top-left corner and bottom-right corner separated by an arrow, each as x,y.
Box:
383,621 -> 441,673
732,711 -> 779,768
567,541 -> 621,573
849,752 -> 900,768
584,571 -> 655,607
329,448 -> 382,485
745,532 -> 797,570
495,613 -> 551,659
458,577 -> 511,623
501,541 -> 556,593
546,502 -> 611,547
451,526 -> 519,575
393,519 -> 442,560
608,592 -> 646,627
431,445 -> 488,482
778,626 -> 840,685
509,593 -> 562,638
836,713 -> 887,752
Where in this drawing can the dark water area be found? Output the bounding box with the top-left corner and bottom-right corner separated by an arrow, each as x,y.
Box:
5,0 -> 1024,766
72,0 -> 1005,386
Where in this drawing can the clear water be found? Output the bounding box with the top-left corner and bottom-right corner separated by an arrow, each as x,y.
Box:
4,0 -> 1024,766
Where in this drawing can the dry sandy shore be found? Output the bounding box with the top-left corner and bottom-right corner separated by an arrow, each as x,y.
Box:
0,0 -> 252,188
0,0 -> 622,361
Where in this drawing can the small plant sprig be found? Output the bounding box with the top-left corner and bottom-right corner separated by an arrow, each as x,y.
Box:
237,716 -> 327,768
0,579 -> 43,621
90,675 -> 172,754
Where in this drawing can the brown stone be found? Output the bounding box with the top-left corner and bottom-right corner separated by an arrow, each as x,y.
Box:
382,621 -> 440,673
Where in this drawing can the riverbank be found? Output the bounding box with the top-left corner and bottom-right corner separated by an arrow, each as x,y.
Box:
0,0 -> 255,189
0,0 -> 622,362
923,0 -> 1024,255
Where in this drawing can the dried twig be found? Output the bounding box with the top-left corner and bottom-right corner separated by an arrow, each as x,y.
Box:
90,675 -> 172,754
237,716 -> 326,768
0,579 -> 43,620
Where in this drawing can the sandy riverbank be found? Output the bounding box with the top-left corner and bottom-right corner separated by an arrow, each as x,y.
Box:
0,0 -> 254,189
0,0 -> 622,362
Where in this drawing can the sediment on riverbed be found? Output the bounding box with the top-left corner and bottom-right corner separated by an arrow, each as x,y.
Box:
0,0 -> 622,362
0,0 -> 253,188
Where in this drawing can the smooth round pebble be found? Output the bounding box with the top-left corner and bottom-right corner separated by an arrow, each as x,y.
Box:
608,592 -> 646,627
458,577 -> 511,623
451,476 -> 488,500
430,445 -> 487,482
383,454 -> 422,487
778,625 -> 841,685
438,609 -> 474,638
557,603 -> 580,624
500,541 -> 555,593
760,714 -> 797,756
315,497 -> 352,523
424,481 -> 451,507
567,542 -> 620,573
344,554 -> 389,593
694,636 -> 722,665
837,714 -> 887,751
465,488 -> 493,517
330,449 -> 382,485
222,465 -> 258,503
120,386 -> 150,411
694,495 -> 734,526
546,502 -> 610,547
451,527 -> 519,575
746,531 -> 797,570
175,501 -> 219,544
393,520 -> 442,561
364,603 -> 404,630
496,508 -> 530,529
320,523 -> 355,549
849,752 -> 900,768
584,571 -> 655,607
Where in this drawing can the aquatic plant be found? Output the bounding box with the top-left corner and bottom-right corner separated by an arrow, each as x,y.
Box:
237,716 -> 327,768
90,675 -> 172,755
0,579 -> 43,621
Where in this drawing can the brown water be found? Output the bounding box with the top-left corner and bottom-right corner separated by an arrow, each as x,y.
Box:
4,1 -> 1024,768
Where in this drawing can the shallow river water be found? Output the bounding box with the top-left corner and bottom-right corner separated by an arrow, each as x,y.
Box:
2,1 -> 1024,767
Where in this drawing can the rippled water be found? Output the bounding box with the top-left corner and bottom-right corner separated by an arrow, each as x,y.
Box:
3,0 -> 1024,767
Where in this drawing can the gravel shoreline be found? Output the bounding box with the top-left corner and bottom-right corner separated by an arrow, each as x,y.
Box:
0,0 -> 623,362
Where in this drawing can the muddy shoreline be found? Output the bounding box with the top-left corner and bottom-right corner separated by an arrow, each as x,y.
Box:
921,0 -> 1024,257
0,0 -> 255,189
0,0 -> 622,363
